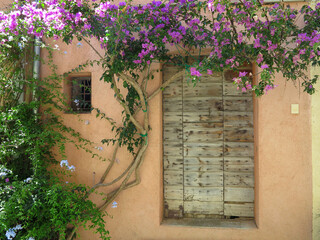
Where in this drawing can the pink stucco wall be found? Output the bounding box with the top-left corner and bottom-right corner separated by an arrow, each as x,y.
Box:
1,0 -> 309,238
40,41 -> 312,240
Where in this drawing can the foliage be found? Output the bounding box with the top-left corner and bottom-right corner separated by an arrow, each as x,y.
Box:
1,0 -> 320,239
0,37 -> 109,239
0,164 -> 109,240
2,0 -> 320,94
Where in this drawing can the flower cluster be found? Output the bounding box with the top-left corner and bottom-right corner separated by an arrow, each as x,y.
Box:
24,177 -> 32,183
5,224 -> 34,240
190,67 -> 202,77
0,0 -> 320,94
233,71 -> 253,93
60,159 -> 76,172
0,166 -> 12,178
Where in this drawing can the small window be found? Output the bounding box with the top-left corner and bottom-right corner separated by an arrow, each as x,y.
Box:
70,76 -> 92,112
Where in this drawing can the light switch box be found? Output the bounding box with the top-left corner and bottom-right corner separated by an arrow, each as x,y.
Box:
291,104 -> 299,114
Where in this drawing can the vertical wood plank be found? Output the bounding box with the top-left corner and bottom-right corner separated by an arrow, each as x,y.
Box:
163,65 -> 255,220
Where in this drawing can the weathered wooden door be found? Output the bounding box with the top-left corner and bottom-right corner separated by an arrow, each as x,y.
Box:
163,64 -> 254,219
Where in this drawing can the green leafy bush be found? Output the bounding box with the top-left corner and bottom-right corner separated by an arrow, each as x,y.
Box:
0,103 -> 110,240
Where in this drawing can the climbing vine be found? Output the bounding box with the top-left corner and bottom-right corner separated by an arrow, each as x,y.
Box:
1,0 -> 320,239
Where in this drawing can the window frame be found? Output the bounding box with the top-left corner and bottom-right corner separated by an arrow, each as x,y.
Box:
161,64 -> 257,228
64,73 -> 92,114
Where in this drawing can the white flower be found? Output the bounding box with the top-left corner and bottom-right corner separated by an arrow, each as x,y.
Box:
95,146 -> 103,151
68,165 -> 75,172
5,224 -> 23,240
0,166 -> 12,178
60,160 -> 76,172
53,44 -> 60,50
28,238 -> 35,240
24,177 -> 32,183
111,201 -> 117,208
60,160 -> 69,167
8,36 -> 13,41
18,42 -> 24,49
5,229 -> 16,239
13,224 -> 22,231
74,99 -> 80,106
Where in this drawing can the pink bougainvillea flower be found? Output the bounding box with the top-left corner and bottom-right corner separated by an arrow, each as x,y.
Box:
238,32 -> 243,44
190,67 -> 202,77
254,39 -> 261,48
233,77 -> 241,84
261,64 -> 269,69
257,54 -> 263,64
239,71 -> 247,77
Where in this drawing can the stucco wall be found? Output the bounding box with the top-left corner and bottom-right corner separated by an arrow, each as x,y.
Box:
35,1 -> 313,240
310,3 -> 320,240
312,57 -> 320,240
0,0 -> 313,239
40,45 -> 313,240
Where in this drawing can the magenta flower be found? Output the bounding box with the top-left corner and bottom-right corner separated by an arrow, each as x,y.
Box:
239,71 -> 247,77
162,36 -> 167,43
299,49 -> 306,55
5,178 -> 9,183
238,32 -> 243,44
216,3 -> 225,13
190,67 -> 202,77
254,39 -> 261,48
257,54 -> 263,64
207,69 -> 213,75
261,64 -> 269,69
293,55 -> 300,64
264,85 -> 274,93
233,77 -> 241,84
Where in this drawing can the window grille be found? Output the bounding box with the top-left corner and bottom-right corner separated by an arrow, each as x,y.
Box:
71,77 -> 92,112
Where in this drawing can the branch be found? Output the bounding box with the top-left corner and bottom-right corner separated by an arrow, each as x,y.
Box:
89,149 -> 136,191
98,142 -> 148,212
66,222 -> 78,240
116,72 -> 150,130
147,70 -> 185,101
81,37 -> 105,60
141,69 -> 156,89
99,143 -> 119,183
117,73 -> 147,112
111,75 -> 145,133
85,144 -> 120,197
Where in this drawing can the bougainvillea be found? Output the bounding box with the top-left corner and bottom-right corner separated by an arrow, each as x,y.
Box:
1,0 -> 320,239
1,0 -> 320,95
